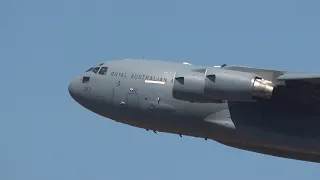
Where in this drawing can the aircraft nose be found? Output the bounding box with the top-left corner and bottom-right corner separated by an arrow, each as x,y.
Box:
68,76 -> 81,100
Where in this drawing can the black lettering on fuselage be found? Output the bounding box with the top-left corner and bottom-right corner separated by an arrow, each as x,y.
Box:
111,72 -> 127,78
110,72 -> 167,82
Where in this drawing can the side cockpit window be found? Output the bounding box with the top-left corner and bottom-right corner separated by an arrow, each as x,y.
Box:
98,67 -> 108,75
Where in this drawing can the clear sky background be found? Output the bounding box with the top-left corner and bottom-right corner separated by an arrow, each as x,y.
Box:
1,0 -> 320,179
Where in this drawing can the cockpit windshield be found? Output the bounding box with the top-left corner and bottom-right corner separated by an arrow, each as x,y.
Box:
85,66 -> 108,75
98,67 -> 108,75
86,67 -> 100,73
92,67 -> 100,74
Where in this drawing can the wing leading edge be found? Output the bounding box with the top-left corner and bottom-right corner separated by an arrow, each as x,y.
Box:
223,65 -> 320,108
277,72 -> 320,84
224,65 -> 320,86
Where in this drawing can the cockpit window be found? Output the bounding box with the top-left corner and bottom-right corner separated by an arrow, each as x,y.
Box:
92,67 -> 100,74
98,67 -> 108,75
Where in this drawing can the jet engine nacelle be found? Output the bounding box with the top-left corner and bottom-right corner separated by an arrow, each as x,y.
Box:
172,68 -> 274,103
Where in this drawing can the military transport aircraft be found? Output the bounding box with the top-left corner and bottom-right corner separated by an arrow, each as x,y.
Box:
68,59 -> 320,163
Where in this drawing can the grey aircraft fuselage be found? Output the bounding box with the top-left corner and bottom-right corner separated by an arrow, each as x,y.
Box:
68,59 -> 320,163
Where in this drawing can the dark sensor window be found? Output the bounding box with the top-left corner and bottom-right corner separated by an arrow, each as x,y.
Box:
82,76 -> 90,83
98,67 -> 108,75
92,67 -> 100,74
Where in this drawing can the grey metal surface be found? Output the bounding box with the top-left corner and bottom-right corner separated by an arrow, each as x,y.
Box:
69,59 -> 320,163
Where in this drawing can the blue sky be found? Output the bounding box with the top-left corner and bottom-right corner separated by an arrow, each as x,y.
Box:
1,0 -> 320,179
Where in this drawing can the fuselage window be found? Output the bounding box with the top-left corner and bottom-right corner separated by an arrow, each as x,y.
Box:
98,67 -> 108,75
82,76 -> 90,83
92,67 -> 100,74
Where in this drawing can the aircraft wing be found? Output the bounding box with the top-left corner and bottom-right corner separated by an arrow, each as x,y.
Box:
276,72 -> 320,107
224,65 -> 320,86
277,73 -> 320,85
223,65 -> 320,107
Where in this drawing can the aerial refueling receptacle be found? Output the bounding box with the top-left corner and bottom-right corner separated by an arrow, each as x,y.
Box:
172,68 -> 274,103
